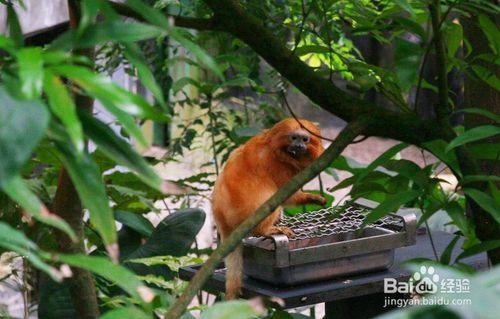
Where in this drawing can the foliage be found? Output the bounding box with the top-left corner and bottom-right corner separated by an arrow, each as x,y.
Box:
0,0 -> 498,318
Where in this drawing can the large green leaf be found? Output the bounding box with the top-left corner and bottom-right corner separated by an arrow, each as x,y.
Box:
456,108 -> 500,123
0,86 -> 49,186
362,190 -> 421,226
56,254 -> 154,302
2,175 -> 76,241
456,240 -> 500,262
77,109 -> 162,190
44,71 -> 84,153
124,209 -> 205,278
49,64 -> 169,122
0,222 -> 61,282
123,42 -> 166,109
123,0 -> 224,79
444,201 -> 469,236
199,300 -> 256,319
49,124 -> 117,259
357,143 -> 408,182
6,4 -> 23,47
472,65 -> 500,90
463,188 -> 500,224
115,211 -> 154,237
99,307 -> 151,319
98,98 -> 149,148
446,125 -> 500,152
51,21 -> 165,50
423,140 -> 462,176
478,14 -> 500,54
16,47 -> 44,99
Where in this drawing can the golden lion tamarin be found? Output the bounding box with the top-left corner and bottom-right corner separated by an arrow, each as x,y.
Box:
212,118 -> 325,299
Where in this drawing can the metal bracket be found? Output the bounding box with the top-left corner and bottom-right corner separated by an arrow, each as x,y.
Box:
271,234 -> 290,267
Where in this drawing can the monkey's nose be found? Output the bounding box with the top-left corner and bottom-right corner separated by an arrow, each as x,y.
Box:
287,144 -> 307,156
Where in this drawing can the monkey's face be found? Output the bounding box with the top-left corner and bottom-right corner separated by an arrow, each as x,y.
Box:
285,130 -> 313,158
266,119 -> 324,168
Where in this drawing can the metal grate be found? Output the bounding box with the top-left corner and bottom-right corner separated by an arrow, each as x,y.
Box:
278,202 -> 404,241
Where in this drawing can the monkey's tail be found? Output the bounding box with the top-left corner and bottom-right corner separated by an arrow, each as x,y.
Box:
224,244 -> 243,300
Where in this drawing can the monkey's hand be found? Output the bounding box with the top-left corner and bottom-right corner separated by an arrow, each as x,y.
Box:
286,191 -> 327,207
306,193 -> 327,206
254,225 -> 295,238
269,225 -> 295,238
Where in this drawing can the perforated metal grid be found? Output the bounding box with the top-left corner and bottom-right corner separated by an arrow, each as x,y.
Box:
279,202 -> 404,241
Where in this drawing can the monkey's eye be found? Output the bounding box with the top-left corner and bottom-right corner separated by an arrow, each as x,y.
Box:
302,136 -> 310,143
291,135 -> 298,141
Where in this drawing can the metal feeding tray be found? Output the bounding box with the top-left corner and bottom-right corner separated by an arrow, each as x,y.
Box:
242,202 -> 417,286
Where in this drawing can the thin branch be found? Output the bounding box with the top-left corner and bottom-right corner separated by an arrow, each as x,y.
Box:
429,0 -> 452,123
165,119 -> 368,319
414,1 -> 458,112
281,91 -> 335,142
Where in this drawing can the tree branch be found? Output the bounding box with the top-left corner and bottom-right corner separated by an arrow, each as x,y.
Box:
199,0 -> 446,146
108,1 -> 219,31
429,0 -> 451,124
50,2 -> 100,318
165,119 -> 369,319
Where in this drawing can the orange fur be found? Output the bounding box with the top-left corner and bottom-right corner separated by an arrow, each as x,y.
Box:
212,118 -> 325,299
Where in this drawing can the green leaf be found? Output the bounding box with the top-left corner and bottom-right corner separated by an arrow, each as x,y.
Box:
99,307 -> 151,319
2,175 -> 76,241
98,98 -> 149,148
115,211 -> 154,237
446,125 -> 500,152
200,300 -> 256,319
78,0 -> 101,36
358,143 -> 408,182
461,175 -> 500,185
51,21 -> 165,50
172,77 -> 201,93
456,240 -> 500,262
44,71 -> 84,153
463,188 -> 500,224
56,254 -> 154,302
7,4 -> 23,47
294,45 -> 331,56
0,86 -> 49,186
0,222 -> 62,282
440,235 -> 460,265
444,22 -> 463,59
123,42 -> 166,109
49,124 -> 117,259
50,64 -> 169,122
123,0 -> 224,80
472,65 -> 500,90
394,0 -> 416,16
423,140 -> 462,176
393,16 -> 426,40
125,209 -> 205,278
468,143 -> 500,160
77,110 -> 162,190
456,108 -> 500,123
478,14 -> 500,54
362,190 -> 421,226
16,47 -> 44,99
445,201 -> 469,236
0,34 -> 15,54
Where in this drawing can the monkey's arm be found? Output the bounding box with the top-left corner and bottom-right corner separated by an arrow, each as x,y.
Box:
285,191 -> 326,206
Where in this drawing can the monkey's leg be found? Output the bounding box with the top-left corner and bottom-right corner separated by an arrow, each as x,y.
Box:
285,191 -> 326,206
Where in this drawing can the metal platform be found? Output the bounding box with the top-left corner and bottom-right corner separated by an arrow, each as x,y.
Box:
179,231 -> 487,316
